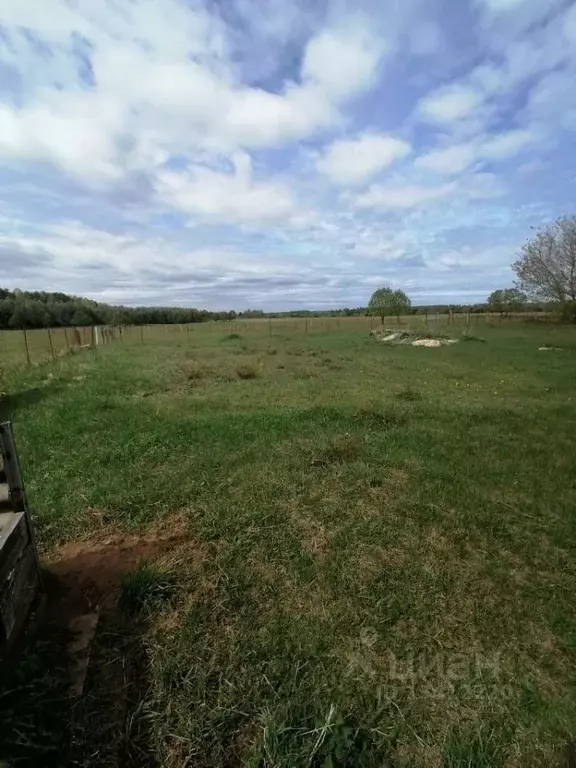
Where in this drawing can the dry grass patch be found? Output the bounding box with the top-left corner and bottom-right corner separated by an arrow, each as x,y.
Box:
236,363 -> 259,379
312,434 -> 364,466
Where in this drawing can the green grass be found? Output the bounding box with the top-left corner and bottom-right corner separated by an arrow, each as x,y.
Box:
120,560 -> 179,616
2,320 -> 576,766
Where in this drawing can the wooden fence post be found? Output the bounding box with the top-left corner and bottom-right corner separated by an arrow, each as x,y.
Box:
47,328 -> 55,360
64,326 -> 70,353
22,329 -> 31,366
140,325 -> 145,345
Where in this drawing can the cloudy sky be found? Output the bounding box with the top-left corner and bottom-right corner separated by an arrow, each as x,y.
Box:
1,0 -> 575,310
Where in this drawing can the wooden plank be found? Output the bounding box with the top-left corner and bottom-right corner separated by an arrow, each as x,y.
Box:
0,483 -> 11,511
0,512 -> 29,584
0,543 -> 39,656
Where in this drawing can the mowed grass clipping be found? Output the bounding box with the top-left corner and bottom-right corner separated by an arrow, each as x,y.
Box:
4,320 -> 576,766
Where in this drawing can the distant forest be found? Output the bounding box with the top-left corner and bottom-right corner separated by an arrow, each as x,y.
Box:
0,287 -> 543,330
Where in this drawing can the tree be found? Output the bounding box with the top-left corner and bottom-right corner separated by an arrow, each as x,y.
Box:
367,287 -> 411,323
513,216 -> 576,319
487,288 -> 527,317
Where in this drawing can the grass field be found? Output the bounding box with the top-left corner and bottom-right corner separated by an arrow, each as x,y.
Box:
1,319 -> 576,766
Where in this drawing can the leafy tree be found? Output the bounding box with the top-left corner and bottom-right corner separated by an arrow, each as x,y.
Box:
367,287 -> 411,322
513,215 -> 576,319
487,288 -> 527,317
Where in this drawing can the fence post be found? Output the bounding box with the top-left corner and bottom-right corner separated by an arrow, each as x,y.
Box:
22,329 -> 31,366
64,326 -> 70,353
47,328 -> 55,360
140,325 -> 144,345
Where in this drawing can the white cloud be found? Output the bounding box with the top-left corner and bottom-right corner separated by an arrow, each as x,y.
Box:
416,144 -> 477,174
355,182 -> 457,210
301,24 -> 385,102
418,84 -> 484,124
480,129 -> 538,159
155,153 -> 295,223
316,133 -> 411,185
479,0 -> 528,11
564,3 -> 576,43
415,129 -> 540,175
0,1 -> 385,195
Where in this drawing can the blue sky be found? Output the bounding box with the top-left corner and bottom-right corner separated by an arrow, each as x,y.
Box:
1,0 -> 575,310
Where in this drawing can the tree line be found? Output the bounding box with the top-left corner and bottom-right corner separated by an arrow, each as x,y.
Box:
0,290 -> 235,330
2,214 -> 575,330
0,288 -> 535,332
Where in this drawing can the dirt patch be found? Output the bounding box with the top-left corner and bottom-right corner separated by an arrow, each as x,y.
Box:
46,514 -> 195,611
21,515 -> 201,765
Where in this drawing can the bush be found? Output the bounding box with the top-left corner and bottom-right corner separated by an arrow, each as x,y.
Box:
560,301 -> 576,324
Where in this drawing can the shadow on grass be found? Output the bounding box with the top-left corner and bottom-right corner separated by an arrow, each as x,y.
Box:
0,384 -> 63,420
0,566 -> 158,767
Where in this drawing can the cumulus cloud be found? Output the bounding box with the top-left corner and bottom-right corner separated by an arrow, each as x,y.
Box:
155,153 -> 295,223
0,0 -> 385,216
0,0 -> 574,308
416,144 -> 477,174
301,24 -> 385,102
415,129 -> 540,175
418,84 -> 484,124
355,182 -> 458,210
316,133 -> 411,185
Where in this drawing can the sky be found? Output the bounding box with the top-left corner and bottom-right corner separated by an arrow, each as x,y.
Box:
1,0 -> 576,310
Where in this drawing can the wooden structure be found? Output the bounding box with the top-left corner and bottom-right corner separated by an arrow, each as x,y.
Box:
0,422 -> 41,658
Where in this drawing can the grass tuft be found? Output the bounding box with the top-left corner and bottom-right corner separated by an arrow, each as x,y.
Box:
120,561 -> 178,616
442,725 -> 507,767
313,434 -> 363,465
236,364 -> 259,380
356,406 -> 408,428
461,332 -> 487,342
186,363 -> 211,381
395,387 -> 422,401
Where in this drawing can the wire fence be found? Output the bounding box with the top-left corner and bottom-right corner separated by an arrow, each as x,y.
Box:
0,312 -> 556,372
0,325 -> 123,371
